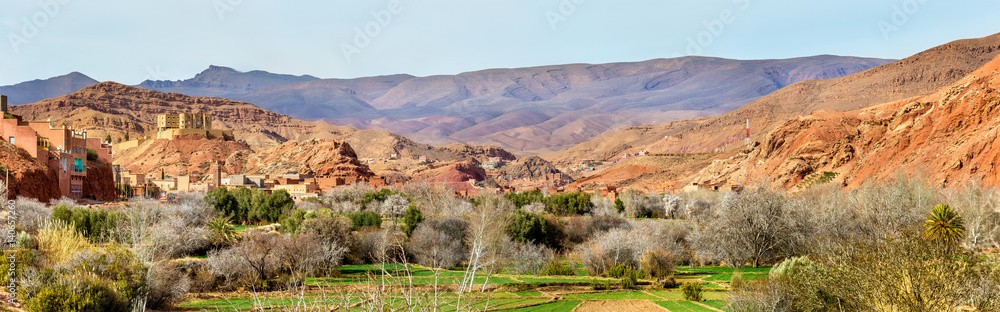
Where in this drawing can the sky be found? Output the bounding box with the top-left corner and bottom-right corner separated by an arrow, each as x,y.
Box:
2,0 -> 1000,86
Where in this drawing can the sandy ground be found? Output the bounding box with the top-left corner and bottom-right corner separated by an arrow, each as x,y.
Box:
573,299 -> 666,312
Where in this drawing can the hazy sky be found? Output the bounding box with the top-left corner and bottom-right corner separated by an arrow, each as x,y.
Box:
2,0 -> 999,85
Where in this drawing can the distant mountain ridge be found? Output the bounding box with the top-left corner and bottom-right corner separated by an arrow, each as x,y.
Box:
0,72 -> 98,104
137,65 -> 320,98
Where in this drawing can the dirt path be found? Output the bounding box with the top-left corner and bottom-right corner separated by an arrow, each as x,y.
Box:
572,300 -> 667,312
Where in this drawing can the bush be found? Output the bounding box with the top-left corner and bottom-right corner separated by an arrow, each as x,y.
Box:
592,280 -> 611,290
23,277 -> 129,312
347,211 -> 382,229
608,264 -> 631,279
682,282 -> 703,301
564,215 -> 630,245
86,147 -> 98,161
660,276 -> 677,289
544,191 -> 594,215
539,260 -> 575,276
402,204 -> 423,238
147,261 -> 192,308
621,269 -> 640,290
640,248 -> 675,279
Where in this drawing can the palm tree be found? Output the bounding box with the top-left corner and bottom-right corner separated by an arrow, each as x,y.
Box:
207,216 -> 240,248
923,204 -> 964,243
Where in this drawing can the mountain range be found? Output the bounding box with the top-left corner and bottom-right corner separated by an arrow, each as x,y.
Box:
2,56 -> 893,155
558,32 -> 1000,192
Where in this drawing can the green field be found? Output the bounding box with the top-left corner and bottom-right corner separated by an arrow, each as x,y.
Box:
655,300 -> 719,312
181,265 -> 763,311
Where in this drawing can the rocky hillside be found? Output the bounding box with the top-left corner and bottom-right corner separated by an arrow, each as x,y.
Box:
0,142 -> 61,201
552,32 -> 1000,167
111,136 -> 253,177
244,139 -> 375,178
697,55 -> 1000,189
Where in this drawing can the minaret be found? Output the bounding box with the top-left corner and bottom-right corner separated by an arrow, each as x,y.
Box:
745,108 -> 750,147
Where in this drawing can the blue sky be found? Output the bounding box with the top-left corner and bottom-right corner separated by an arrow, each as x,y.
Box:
2,0 -> 999,85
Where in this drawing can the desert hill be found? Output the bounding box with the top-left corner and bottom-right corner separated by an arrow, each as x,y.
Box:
552,32 -> 1000,168
137,65 -> 320,98
697,54 -> 1000,189
244,139 -> 375,178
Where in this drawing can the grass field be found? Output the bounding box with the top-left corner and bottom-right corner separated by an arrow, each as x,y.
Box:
655,300 -> 719,312
180,264 -> 761,311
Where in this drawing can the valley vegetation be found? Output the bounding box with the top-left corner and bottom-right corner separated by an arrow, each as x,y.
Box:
0,175 -> 998,311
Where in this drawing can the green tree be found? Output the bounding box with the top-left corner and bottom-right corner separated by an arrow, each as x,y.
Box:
402,204 -> 423,238
104,134 -> 112,143
265,189 -> 294,222
924,204 -> 965,243
614,198 -> 625,214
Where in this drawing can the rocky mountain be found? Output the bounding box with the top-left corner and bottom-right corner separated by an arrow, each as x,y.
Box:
129,57 -> 890,155
345,55 -> 892,153
697,54 -> 1000,189
245,139 -> 375,178
552,32 -> 1000,168
110,135 -> 254,177
137,65 -> 320,98
0,72 -> 98,105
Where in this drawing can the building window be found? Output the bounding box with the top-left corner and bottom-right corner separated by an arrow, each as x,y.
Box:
74,158 -> 84,173
8,137 -> 12,144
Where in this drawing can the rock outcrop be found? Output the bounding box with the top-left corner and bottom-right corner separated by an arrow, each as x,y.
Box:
696,55 -> 1000,189
0,142 -> 61,201
245,139 -> 375,178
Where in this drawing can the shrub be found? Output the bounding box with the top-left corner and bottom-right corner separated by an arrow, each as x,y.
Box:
147,261 -> 192,308
614,198 -> 625,214
539,260 -> 575,276
544,191 -> 594,215
620,269 -> 640,290
592,280 -> 611,290
347,211 -> 382,229
682,282 -> 703,301
23,276 -> 129,312
301,213 -> 353,245
608,264 -> 632,279
402,204 -> 423,238
37,220 -> 92,266
86,147 -> 98,161
640,248 -> 675,279
660,276 -> 678,289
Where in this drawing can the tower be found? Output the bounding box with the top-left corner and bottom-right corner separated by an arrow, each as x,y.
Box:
745,108 -> 750,147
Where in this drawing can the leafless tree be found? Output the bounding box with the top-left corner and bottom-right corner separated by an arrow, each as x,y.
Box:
694,189 -> 803,268
118,198 -> 169,312
379,193 -> 409,227
663,194 -> 683,219
944,180 -> 1000,250
506,240 -> 553,275
456,196 -> 512,309
408,219 -> 466,269
521,202 -> 545,214
12,196 -> 49,234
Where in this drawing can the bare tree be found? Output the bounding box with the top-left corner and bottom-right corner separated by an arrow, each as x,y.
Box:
944,181 -> 1000,250
379,193 -> 409,228
456,196 -> 512,310
694,189 -> 803,268
118,198 -> 168,312
663,194 -> 683,219
506,240 -> 553,275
